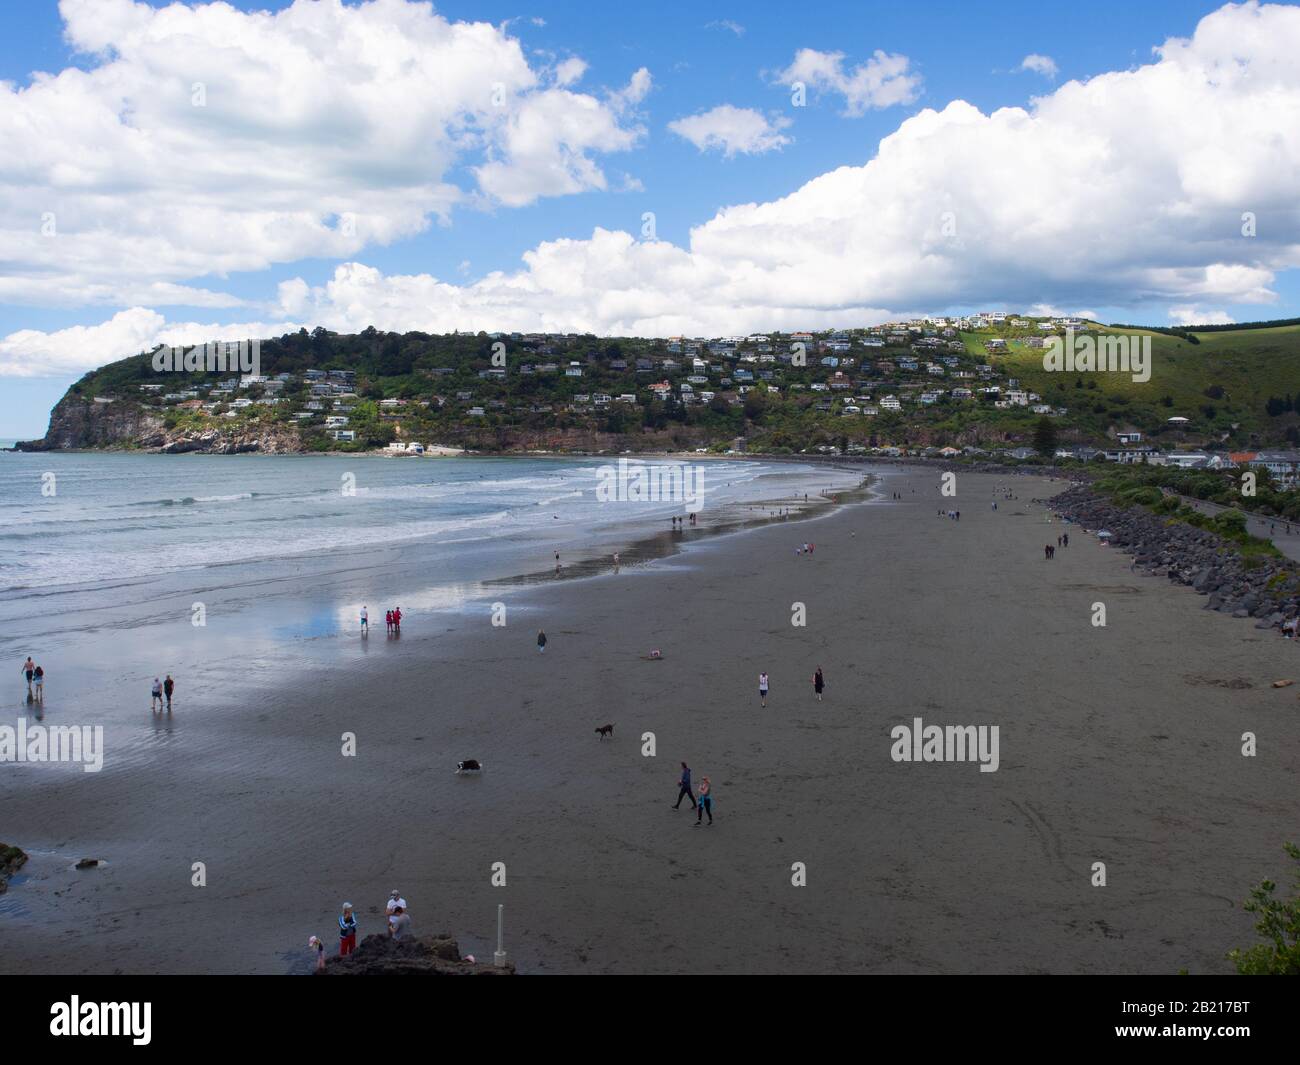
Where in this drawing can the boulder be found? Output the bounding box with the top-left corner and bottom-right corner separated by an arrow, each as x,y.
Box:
318,932 -> 514,976
0,843 -> 28,894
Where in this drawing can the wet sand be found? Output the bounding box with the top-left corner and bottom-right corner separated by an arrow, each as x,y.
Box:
3,467 -> 1298,974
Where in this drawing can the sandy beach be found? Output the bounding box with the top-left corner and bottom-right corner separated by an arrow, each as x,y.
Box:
3,465 -> 1298,975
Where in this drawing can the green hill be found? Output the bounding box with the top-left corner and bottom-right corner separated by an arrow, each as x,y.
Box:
19,319 -> 1300,454
970,323 -> 1300,446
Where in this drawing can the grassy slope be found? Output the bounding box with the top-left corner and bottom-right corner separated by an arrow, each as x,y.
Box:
963,324 -> 1300,440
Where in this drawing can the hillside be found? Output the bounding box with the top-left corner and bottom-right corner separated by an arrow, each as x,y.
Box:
16,319 -> 1300,455
973,322 -> 1300,445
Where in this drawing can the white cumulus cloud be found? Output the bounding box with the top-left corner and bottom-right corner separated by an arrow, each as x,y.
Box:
668,105 -> 792,156
775,48 -> 922,115
1169,306 -> 1235,326
0,0 -> 647,308
1020,54 -> 1060,79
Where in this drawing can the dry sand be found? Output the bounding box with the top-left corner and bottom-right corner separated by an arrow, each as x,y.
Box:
3,467 -> 1298,974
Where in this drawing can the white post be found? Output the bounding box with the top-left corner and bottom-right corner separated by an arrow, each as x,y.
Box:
493,903 -> 507,967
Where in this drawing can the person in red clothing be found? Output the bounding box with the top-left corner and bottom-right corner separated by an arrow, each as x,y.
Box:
385,609 -> 393,634
338,902 -> 357,956
393,607 -> 402,631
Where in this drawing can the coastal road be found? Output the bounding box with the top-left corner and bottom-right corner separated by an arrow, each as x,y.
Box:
1163,490 -> 1300,563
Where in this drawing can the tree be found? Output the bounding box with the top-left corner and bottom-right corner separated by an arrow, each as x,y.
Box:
1227,842 -> 1300,974
1032,416 -> 1057,457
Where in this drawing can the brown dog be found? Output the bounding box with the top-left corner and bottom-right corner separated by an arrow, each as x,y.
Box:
594,724 -> 614,740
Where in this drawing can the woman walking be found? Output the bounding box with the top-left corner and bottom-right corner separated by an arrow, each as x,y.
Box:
150,677 -> 163,711
813,667 -> 824,702
694,776 -> 713,826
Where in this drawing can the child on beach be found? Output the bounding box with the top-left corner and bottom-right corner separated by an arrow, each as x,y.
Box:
389,906 -> 412,940
338,903 -> 357,956
759,672 -> 769,708
309,935 -> 326,972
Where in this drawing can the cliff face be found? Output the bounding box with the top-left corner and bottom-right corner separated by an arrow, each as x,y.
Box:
17,396 -> 304,454
20,395 -> 165,450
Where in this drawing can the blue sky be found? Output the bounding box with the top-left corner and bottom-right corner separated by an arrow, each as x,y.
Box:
2,0 -> 1298,438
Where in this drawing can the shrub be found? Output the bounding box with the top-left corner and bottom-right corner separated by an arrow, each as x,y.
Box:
1227,843 -> 1300,975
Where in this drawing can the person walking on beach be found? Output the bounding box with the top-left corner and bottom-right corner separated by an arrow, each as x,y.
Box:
33,665 -> 44,704
360,606 -> 368,634
537,629 -> 547,654
163,674 -> 174,711
759,671 -> 769,708
1062,533 -> 1069,548
694,776 -> 713,827
150,677 -> 163,711
613,552 -> 620,573
673,762 -> 696,811
393,607 -> 402,632
384,609 -> 392,634
813,667 -> 824,702
21,656 -> 34,693
338,902 -> 357,956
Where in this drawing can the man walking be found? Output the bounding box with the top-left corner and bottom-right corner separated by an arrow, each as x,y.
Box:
673,762 -> 696,811
163,674 -> 175,711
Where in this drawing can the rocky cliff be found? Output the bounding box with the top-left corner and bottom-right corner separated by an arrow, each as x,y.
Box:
17,395 -> 304,454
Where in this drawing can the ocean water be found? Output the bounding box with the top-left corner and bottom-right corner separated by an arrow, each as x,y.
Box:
0,452 -> 862,766
0,452 -> 847,592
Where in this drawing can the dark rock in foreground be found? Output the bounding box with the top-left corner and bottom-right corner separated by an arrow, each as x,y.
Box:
0,843 -> 28,894
318,932 -> 515,976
